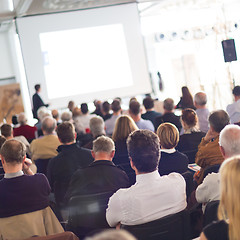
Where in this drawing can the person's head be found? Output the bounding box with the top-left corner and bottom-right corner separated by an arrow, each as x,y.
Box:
219,125 -> 240,159
0,124 -> 12,138
101,101 -> 110,115
0,136 -> 6,150
92,136 -> 115,160
56,122 -> 75,144
163,98 -> 174,112
129,101 -> 141,116
127,130 -> 160,173
41,116 -> 57,135
218,156 -> 240,240
81,103 -> 89,114
181,108 -> 198,130
17,112 -> 27,125
232,85 -> 240,98
143,97 -> 154,111
87,229 -> 136,240
34,84 -> 40,92
51,109 -> 59,121
156,123 -> 179,149
94,100 -> 102,110
111,100 -> 121,113
208,110 -> 229,133
194,92 -> 207,108
37,106 -> 50,122
112,115 -> 138,142
72,107 -> 81,118
0,139 -> 26,165
68,100 -> 75,112
89,116 -> 105,138
61,111 -> 72,122
12,115 -> 18,125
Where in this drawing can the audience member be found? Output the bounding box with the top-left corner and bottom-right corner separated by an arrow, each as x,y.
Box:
65,136 -> 129,200
74,103 -> 96,134
32,84 -> 49,119
141,96 -> 162,130
226,85 -> 240,124
61,111 -> 73,122
176,108 -> 205,163
30,116 -> 60,162
52,109 -> 61,125
101,101 -> 112,121
0,139 -> 63,238
155,98 -> 182,132
68,100 -> 75,112
200,156 -> 240,240
47,122 -> 93,206
195,110 -> 229,184
0,136 -> 6,180
83,116 -> 106,149
129,100 -> 154,131
176,86 -> 195,110
11,115 -> 19,128
196,124 -> 240,211
112,115 -> 138,185
13,112 -> 37,142
92,100 -> 103,117
194,92 -> 209,133
106,129 -> 186,227
105,100 -> 122,136
157,123 -> 188,175
35,106 -> 51,137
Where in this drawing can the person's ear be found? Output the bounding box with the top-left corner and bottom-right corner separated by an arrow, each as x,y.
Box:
91,151 -> 95,159
219,146 -> 225,158
110,150 -> 115,159
130,157 -> 135,170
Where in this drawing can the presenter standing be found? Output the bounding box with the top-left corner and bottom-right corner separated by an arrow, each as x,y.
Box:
32,84 -> 49,119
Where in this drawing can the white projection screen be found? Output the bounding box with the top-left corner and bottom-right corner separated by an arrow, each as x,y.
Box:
16,3 -> 151,109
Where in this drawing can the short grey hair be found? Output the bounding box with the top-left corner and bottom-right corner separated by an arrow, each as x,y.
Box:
37,106 -> 50,121
18,112 -> 27,125
163,98 -> 174,111
90,116 -> 105,138
61,111 -> 72,122
219,124 -> 240,157
93,136 -> 115,153
194,92 -> 207,106
42,116 -> 56,134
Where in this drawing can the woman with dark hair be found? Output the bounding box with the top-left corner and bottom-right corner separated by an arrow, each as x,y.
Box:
176,108 -> 205,163
176,86 -> 195,110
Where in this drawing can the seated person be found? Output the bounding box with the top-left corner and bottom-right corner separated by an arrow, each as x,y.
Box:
199,156 -> 240,240
157,123 -> 188,176
106,130 -> 187,227
176,108 -> 205,163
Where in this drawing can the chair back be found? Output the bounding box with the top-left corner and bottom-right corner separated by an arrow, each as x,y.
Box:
203,164 -> 220,179
203,200 -> 220,227
35,158 -> 51,175
121,209 -> 191,240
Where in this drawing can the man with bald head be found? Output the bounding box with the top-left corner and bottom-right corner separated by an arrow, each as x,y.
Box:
196,124 -> 240,208
194,92 -> 209,133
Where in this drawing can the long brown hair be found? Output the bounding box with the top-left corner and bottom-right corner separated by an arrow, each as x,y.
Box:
182,86 -> 194,107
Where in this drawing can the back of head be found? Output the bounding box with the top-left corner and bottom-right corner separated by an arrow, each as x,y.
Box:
51,109 -> 59,120
12,115 -> 18,125
112,115 -> 138,142
56,122 -> 75,144
232,85 -> 240,96
61,111 -> 72,122
88,229 -> 136,240
157,123 -> 179,149
37,106 -> 50,121
102,101 -> 110,114
18,112 -> 27,125
81,103 -> 89,114
127,129 -> 160,173
111,100 -> 121,113
0,139 -> 26,164
194,92 -> 207,106
34,84 -> 40,92
72,107 -> 81,118
68,100 -> 75,111
42,116 -> 56,134
219,125 -> 240,158
143,97 -> 154,110
163,98 -> 174,111
218,156 -> 240,240
92,136 -> 115,154
181,108 -> 198,128
89,116 -> 105,138
208,110 -> 229,133
129,101 -> 140,116
0,124 -> 12,138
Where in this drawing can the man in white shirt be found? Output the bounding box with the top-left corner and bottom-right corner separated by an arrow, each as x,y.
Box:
226,85 -> 240,124
196,124 -> 240,209
106,129 -> 187,227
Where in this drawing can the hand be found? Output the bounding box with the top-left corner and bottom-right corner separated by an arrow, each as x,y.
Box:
22,158 -> 34,175
204,128 -> 218,142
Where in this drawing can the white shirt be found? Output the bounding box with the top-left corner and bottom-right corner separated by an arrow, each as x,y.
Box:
106,170 -> 187,227
74,114 -> 96,134
226,99 -> 240,124
195,172 -> 220,212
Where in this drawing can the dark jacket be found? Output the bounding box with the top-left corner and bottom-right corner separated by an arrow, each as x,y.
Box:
47,143 -> 93,205
32,93 -> 48,119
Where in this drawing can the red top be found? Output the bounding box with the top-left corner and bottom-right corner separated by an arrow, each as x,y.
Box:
13,125 -> 37,141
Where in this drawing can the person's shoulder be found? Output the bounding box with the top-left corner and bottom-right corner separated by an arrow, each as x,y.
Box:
175,150 -> 188,159
165,172 -> 185,183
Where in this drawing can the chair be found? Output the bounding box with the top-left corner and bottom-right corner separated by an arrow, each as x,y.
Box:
181,171 -> 194,199
66,191 -> 114,238
121,209 -> 191,240
181,149 -> 198,164
203,200 -> 220,227
35,158 -> 51,175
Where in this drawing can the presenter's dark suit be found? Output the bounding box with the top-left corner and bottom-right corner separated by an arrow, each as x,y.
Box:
32,92 -> 48,119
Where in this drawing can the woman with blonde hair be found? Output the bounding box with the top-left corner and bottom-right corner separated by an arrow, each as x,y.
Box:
112,115 -> 138,185
200,156 -> 240,240
156,122 -> 188,176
